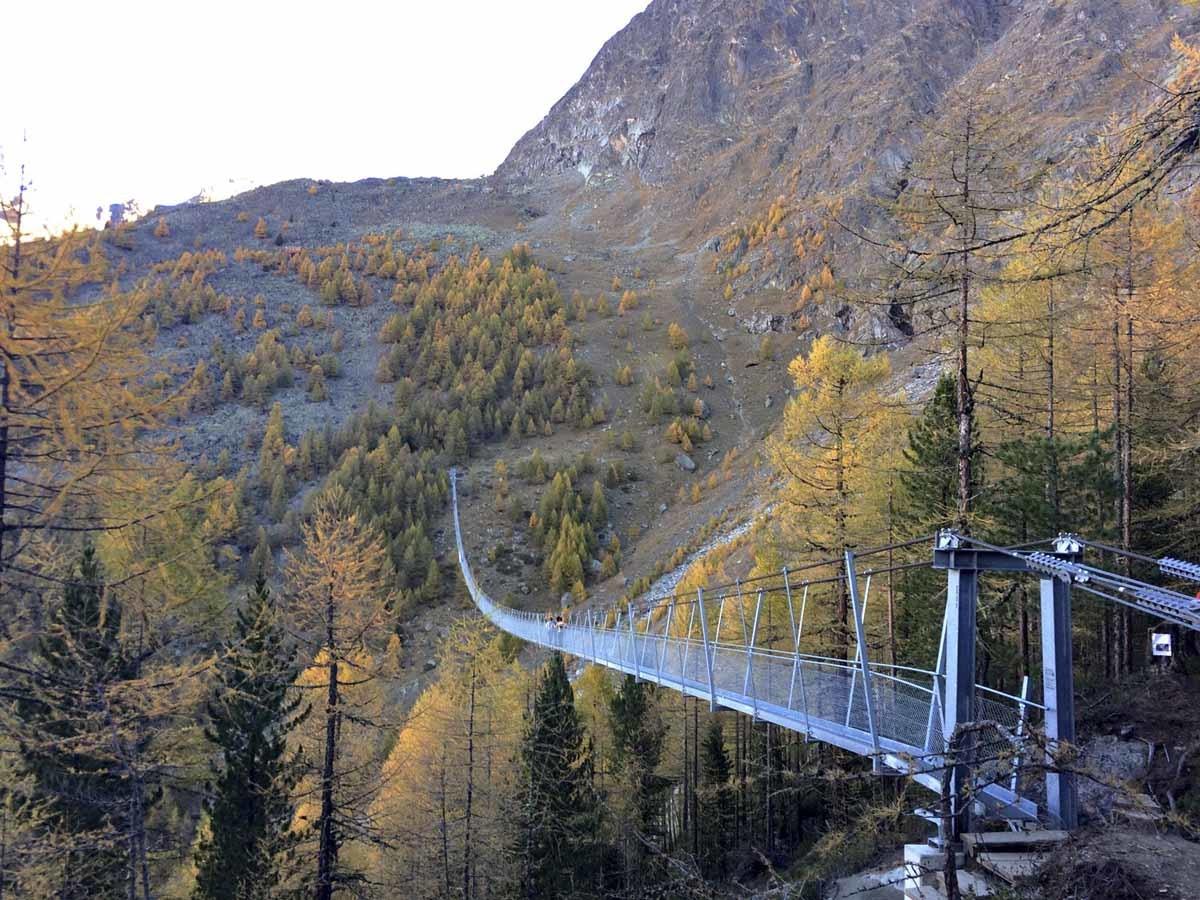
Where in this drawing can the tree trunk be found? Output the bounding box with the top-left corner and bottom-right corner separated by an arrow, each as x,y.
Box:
316,587 -> 339,900
681,691 -> 688,856
765,723 -> 773,855
439,744 -> 451,898
1122,309 -> 1135,673
835,376 -> 849,657
956,114 -> 975,535
462,666 -> 476,900
1046,283 -> 1060,530
0,186 -> 22,634
1111,294 -> 1126,677
1018,584 -> 1030,679
692,699 -> 699,857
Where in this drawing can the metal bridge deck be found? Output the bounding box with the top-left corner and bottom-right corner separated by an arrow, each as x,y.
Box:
449,472 -> 1039,823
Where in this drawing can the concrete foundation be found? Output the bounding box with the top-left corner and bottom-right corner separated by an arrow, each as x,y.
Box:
903,843 -> 972,899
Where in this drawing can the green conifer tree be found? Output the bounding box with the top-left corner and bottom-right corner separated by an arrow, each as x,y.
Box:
193,577 -> 306,900
587,480 -> 608,531
896,375 -> 981,665
14,548 -> 131,898
516,653 -> 603,898
899,375 -> 971,533
607,676 -> 667,888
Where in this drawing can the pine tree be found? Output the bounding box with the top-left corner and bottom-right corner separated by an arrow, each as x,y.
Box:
306,364 -> 328,402
269,471 -> 288,522
899,375 -> 967,534
587,480 -> 607,531
608,675 -> 667,889
766,335 -> 893,656
667,322 -> 688,350
0,180 -> 194,630
250,526 -> 273,577
286,488 -> 396,899
12,548 -> 132,897
259,402 -> 286,489
516,652 -> 602,899
193,577 -> 306,900
896,375 -> 980,667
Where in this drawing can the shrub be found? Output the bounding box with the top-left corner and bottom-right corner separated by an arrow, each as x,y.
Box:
667,322 -> 689,350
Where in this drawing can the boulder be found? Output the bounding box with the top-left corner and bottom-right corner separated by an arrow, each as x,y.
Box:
743,311 -> 784,334
1077,734 -> 1153,822
675,453 -> 697,472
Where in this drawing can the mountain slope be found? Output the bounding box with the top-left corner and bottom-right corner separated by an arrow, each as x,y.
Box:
111,0 -> 1200,626
501,0 -> 1198,243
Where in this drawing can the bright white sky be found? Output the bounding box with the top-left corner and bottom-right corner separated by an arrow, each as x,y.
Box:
6,0 -> 648,232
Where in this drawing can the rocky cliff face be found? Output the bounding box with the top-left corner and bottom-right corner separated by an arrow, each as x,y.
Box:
500,0 -> 1197,236
500,0 -> 1007,185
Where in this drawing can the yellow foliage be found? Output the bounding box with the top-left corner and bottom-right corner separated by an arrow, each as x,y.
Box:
368,622 -> 528,893
667,322 -> 689,350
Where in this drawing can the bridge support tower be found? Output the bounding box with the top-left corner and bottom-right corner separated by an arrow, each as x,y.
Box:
934,532 -> 1080,835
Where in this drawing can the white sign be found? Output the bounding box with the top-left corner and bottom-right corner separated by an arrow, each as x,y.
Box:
1151,633 -> 1173,657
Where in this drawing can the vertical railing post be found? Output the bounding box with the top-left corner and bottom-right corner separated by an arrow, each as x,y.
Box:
744,589 -> 763,717
641,608 -> 654,673
630,605 -> 640,681
713,595 -> 727,685
1010,675 -> 1030,795
783,567 -> 797,645
697,588 -> 717,711
845,574 -> 873,729
787,583 -> 811,737
735,580 -> 748,647
924,605 -> 950,754
660,600 -> 674,684
681,603 -> 695,685
613,610 -> 623,663
845,550 -> 881,767
589,610 -> 598,664
783,568 -> 797,713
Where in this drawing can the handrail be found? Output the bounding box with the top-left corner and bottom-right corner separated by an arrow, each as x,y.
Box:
450,470 -> 1040,822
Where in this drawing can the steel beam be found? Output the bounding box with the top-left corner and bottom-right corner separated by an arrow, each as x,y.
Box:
1040,574 -> 1078,829
943,563 -> 978,838
933,547 -> 1079,573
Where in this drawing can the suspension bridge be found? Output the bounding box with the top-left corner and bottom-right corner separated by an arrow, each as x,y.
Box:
449,470 -> 1200,838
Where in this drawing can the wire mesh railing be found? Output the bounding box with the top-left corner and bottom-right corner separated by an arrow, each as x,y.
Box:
449,471 -> 1040,779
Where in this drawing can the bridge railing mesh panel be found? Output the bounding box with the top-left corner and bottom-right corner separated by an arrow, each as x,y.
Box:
452,474 -> 1038,812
